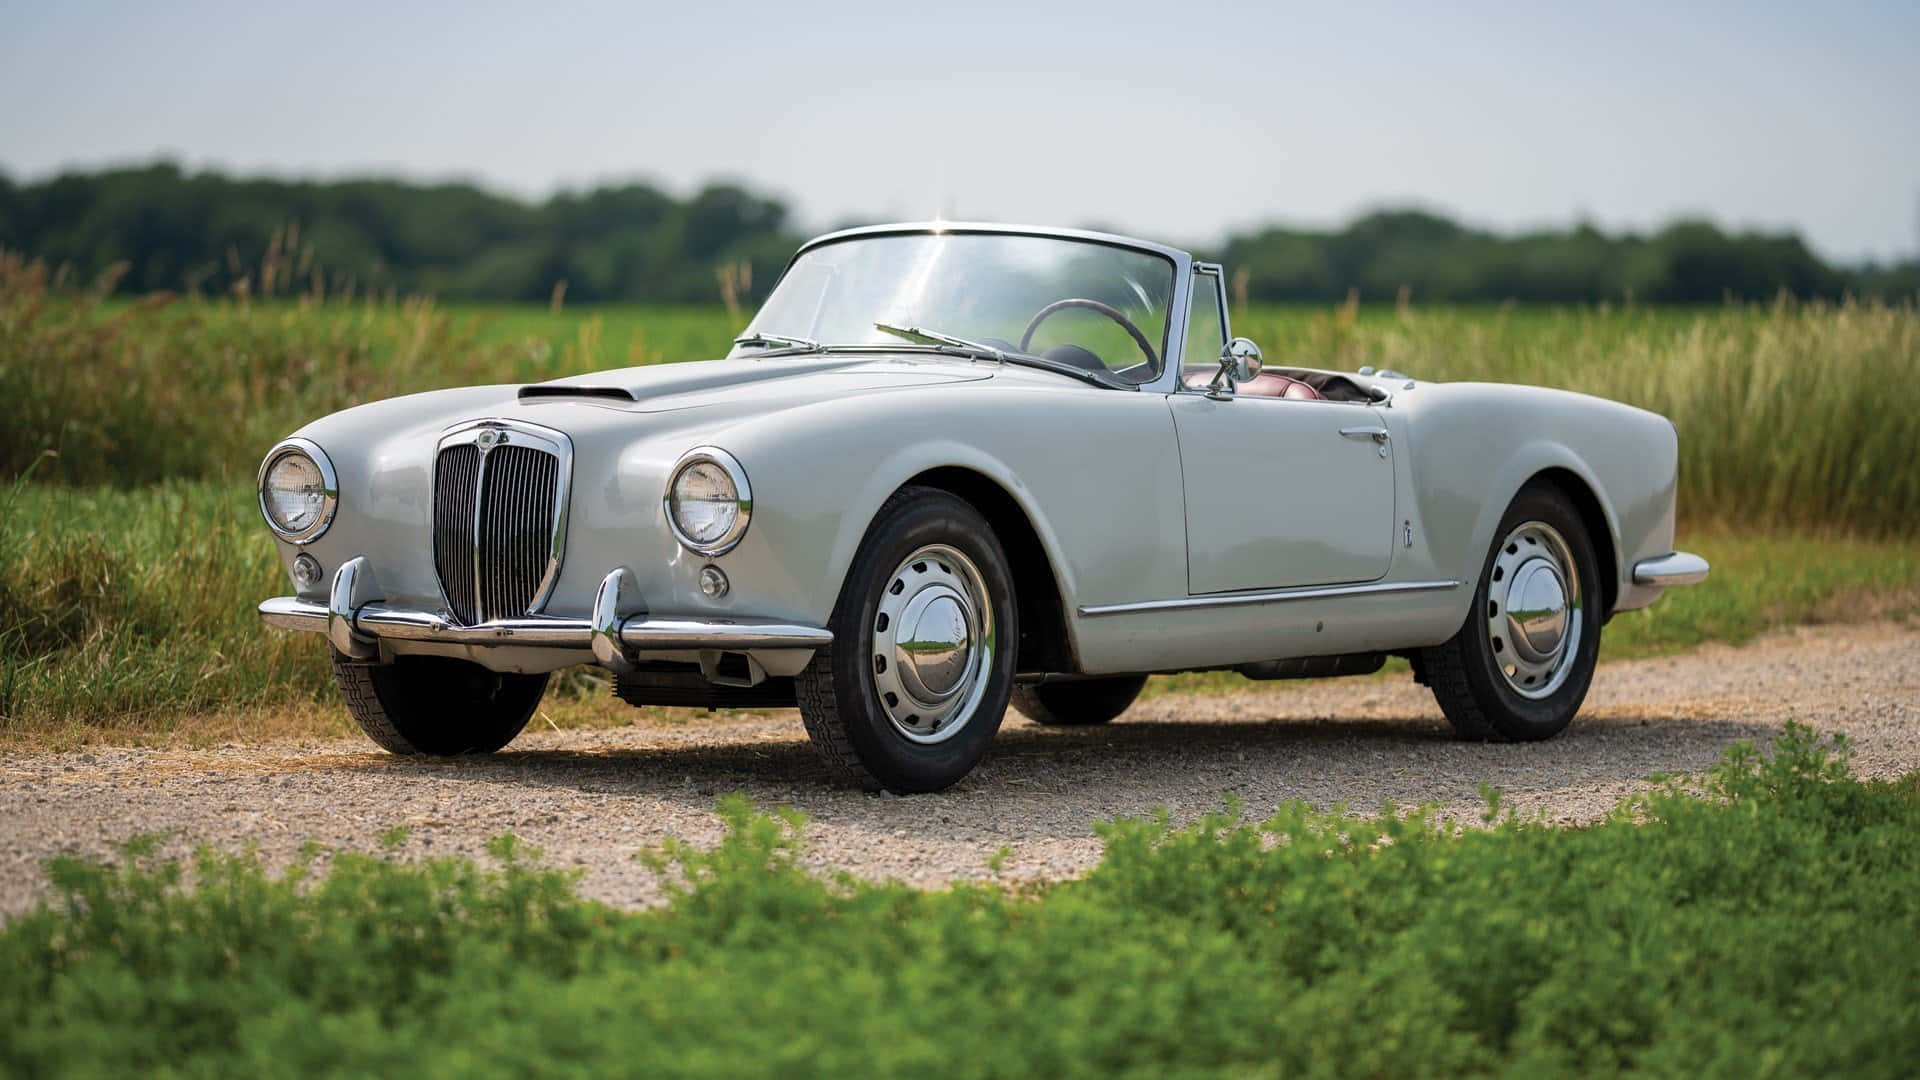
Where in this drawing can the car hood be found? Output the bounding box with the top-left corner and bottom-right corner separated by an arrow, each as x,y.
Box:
294,353 -> 1001,462
517,354 -> 993,413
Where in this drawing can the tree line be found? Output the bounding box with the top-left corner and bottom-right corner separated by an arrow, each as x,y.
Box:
1,162 -> 1913,305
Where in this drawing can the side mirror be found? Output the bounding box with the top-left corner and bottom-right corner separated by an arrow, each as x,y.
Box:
1225,337 -> 1263,381
1207,337 -> 1264,398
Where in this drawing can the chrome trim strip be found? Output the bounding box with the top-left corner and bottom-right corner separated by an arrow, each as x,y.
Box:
619,619 -> 833,652
259,596 -> 833,654
1631,551 -> 1710,587
795,220 -> 1191,264
258,437 -> 338,544
1077,579 -> 1463,618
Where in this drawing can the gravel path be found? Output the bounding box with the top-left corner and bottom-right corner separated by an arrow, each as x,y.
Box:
4,619 -> 1916,916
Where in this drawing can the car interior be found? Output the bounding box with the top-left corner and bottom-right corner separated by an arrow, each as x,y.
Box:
1178,366 -> 1380,403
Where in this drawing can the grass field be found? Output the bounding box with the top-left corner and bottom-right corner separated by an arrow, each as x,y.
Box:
5,728 -> 1917,1076
3,252 -> 1917,742
8,255 -> 1919,531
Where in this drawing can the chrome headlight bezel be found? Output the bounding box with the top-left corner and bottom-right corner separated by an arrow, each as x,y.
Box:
664,446 -> 752,556
257,437 -> 338,543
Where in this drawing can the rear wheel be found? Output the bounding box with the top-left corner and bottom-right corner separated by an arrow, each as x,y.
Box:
1012,675 -> 1147,726
1413,484 -> 1602,742
796,486 -> 1017,793
331,651 -> 546,755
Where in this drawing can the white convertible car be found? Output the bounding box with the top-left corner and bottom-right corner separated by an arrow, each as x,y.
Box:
258,223 -> 1708,792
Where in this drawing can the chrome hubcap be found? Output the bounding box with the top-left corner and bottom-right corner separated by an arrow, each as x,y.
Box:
871,544 -> 994,743
1484,521 -> 1582,699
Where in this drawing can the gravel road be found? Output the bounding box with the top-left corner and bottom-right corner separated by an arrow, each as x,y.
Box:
4,619 -> 1916,916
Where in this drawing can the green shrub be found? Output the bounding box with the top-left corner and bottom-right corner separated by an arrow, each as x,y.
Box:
4,727 -> 1915,1076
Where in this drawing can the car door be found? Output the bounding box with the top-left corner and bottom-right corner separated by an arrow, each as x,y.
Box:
1167,266 -> 1397,593
1170,394 -> 1397,591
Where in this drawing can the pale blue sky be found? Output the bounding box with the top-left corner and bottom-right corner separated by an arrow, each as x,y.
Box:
3,0 -> 1916,261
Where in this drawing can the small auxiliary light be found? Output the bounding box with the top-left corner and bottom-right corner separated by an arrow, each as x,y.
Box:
698,565 -> 730,599
292,553 -> 324,589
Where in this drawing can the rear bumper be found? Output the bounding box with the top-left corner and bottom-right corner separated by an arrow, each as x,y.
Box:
1631,551 -> 1711,587
260,556 -> 831,675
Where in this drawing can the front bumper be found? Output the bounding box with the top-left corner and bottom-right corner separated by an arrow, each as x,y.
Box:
260,556 -> 832,676
1631,551 -> 1711,587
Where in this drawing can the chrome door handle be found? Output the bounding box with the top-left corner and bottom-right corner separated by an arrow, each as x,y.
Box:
1339,426 -> 1390,443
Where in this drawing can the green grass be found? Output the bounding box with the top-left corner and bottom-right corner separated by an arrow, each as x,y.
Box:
9,256 -> 1918,531
5,727 -> 1916,1076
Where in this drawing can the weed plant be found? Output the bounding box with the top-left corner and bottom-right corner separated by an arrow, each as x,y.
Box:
2,727 -> 1913,1076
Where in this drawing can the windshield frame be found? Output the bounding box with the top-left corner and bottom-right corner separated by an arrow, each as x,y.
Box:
760,222 -> 1199,395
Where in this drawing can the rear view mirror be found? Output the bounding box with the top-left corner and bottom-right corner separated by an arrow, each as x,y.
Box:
1206,337 -> 1264,398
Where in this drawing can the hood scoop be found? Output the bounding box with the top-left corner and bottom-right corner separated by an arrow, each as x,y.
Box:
518,385 -> 638,403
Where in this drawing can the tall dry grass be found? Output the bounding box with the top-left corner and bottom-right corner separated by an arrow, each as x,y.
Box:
1238,299 -> 1920,534
5,253 -> 1914,529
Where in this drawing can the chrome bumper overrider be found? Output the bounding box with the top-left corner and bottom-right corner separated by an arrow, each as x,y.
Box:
259,557 -> 831,669
1631,551 -> 1711,587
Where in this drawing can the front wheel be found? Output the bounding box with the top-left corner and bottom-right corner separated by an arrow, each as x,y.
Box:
1413,484 -> 1602,742
331,651 -> 546,755
796,486 -> 1017,793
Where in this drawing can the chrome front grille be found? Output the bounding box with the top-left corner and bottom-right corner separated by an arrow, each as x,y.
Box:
431,421 -> 570,625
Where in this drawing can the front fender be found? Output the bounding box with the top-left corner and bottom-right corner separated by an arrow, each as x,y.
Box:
713,385 -> 1186,634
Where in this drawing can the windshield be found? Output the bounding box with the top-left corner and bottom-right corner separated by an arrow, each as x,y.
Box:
733,232 -> 1177,385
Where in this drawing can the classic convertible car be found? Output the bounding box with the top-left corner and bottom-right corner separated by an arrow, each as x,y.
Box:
258,222 -> 1708,792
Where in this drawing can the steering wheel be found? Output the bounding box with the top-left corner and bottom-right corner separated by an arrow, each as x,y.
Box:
1019,298 -> 1159,374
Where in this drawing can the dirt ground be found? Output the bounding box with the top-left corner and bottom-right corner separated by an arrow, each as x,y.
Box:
3,619 -> 1916,916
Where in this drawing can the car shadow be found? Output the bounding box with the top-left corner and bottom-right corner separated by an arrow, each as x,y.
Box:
329,708 -> 1781,831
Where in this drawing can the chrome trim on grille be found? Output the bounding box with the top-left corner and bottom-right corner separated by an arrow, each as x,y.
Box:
432,419 -> 572,625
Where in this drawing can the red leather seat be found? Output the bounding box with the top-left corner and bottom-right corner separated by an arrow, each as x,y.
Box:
1239,373 -> 1323,400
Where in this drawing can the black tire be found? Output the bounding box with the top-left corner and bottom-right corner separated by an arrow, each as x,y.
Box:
331,650 -> 546,755
796,486 -> 1018,793
1011,675 -> 1147,726
1413,484 -> 1603,742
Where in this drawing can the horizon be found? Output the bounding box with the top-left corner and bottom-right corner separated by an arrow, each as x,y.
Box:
5,157 -> 1907,268
4,1 -> 1916,263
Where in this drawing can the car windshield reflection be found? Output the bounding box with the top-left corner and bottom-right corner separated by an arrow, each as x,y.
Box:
732,230 -> 1177,385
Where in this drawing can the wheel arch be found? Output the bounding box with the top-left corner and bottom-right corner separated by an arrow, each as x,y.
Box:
1522,466 -> 1621,619
903,465 -> 1077,675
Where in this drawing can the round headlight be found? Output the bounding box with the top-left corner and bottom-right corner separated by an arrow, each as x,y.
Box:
258,439 -> 337,542
665,448 -> 751,555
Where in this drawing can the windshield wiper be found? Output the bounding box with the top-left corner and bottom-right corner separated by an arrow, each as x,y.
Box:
873,323 -> 1008,361
732,331 -> 822,353
874,323 -> 1132,390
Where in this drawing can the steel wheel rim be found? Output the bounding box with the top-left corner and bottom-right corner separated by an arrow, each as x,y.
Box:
1484,520 -> 1582,700
870,543 -> 995,744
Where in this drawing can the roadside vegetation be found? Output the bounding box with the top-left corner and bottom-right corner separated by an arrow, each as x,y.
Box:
4,728 -> 1915,1075
2,254 -> 1915,742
